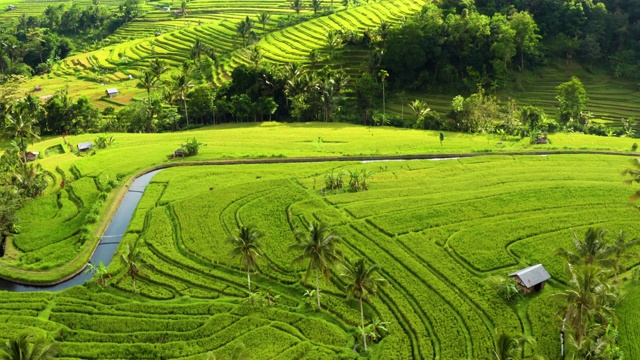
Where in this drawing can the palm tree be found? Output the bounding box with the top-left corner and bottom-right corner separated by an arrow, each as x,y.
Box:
227,225 -> 263,292
180,0 -> 187,17
173,74 -> 192,126
119,244 -> 147,293
289,222 -> 342,310
0,332 -> 59,360
340,258 -> 388,351
150,58 -> 167,78
492,331 -> 539,360
555,264 -> 618,345
308,49 -> 320,71
290,0 -> 303,17
556,227 -> 612,267
606,230 -> 639,282
236,16 -> 253,47
378,69 -> 389,124
409,99 -> 431,127
190,38 -> 206,65
257,12 -> 270,32
326,30 -> 341,58
2,109 -> 40,164
376,20 -> 391,45
138,71 -> 158,104
248,46 -> 263,68
311,0 -> 322,14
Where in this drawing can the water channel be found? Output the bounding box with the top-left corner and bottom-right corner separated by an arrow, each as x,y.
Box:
0,169 -> 162,292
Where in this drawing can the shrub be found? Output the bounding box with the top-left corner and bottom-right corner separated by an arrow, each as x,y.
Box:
632,143 -> 638,152
180,138 -> 205,156
500,277 -> 521,304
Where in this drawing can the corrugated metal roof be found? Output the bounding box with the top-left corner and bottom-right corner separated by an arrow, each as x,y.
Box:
106,88 -> 118,94
509,264 -> 551,288
77,142 -> 94,151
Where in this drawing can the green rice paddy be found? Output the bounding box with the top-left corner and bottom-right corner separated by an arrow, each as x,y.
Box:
2,123 -> 640,358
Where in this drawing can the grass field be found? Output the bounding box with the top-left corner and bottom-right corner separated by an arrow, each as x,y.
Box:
2,149 -> 640,358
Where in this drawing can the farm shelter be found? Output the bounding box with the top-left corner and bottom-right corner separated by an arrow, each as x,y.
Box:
25,151 -> 39,162
77,142 -> 94,152
105,88 -> 118,98
509,264 -> 551,294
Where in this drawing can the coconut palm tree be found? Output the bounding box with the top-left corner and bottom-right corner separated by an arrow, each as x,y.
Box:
325,30 -> 341,58
289,221 -> 342,310
0,332 -> 59,360
555,264 -> 618,345
409,99 -> 431,126
308,50 -> 321,71
2,109 -> 40,164
173,74 -> 192,125
236,17 -> 253,47
606,230 -> 639,282
376,20 -> 391,45
556,227 -> 612,267
119,244 -> 147,293
190,38 -> 206,65
311,0 -> 322,14
290,0 -> 303,17
257,12 -> 270,32
378,69 -> 389,124
180,0 -> 187,17
248,46 -> 263,68
150,58 -> 167,78
340,258 -> 388,351
138,71 -> 158,104
227,225 -> 263,292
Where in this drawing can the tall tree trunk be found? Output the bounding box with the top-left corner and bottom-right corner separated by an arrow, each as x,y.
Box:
247,268 -> 252,292
132,275 -> 137,293
183,96 -> 189,125
315,269 -> 322,309
360,297 -> 367,350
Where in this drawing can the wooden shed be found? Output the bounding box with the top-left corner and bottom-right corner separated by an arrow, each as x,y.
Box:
509,264 -> 551,294
105,88 -> 118,98
25,151 -> 39,162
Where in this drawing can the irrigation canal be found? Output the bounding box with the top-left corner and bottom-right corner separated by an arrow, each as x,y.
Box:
0,170 -> 163,292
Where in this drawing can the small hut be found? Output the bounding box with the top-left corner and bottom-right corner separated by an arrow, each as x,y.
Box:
509,264 -> 551,294
25,151 -> 39,162
105,88 -> 118,98
77,142 -> 94,152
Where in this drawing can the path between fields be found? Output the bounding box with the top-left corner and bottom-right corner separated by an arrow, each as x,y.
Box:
2,149 -> 638,287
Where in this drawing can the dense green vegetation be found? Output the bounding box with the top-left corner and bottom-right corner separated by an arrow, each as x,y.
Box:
2,132 -> 640,357
0,0 -> 639,355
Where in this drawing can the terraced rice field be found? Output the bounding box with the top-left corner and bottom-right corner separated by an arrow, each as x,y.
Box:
24,0 -> 423,100
4,153 -> 640,358
112,155 -> 640,358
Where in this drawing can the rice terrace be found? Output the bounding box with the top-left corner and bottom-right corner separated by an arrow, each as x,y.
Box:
1,0 -> 640,357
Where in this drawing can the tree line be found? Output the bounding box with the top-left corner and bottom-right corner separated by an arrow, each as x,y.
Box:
0,0 -> 140,78
382,0 -> 640,92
